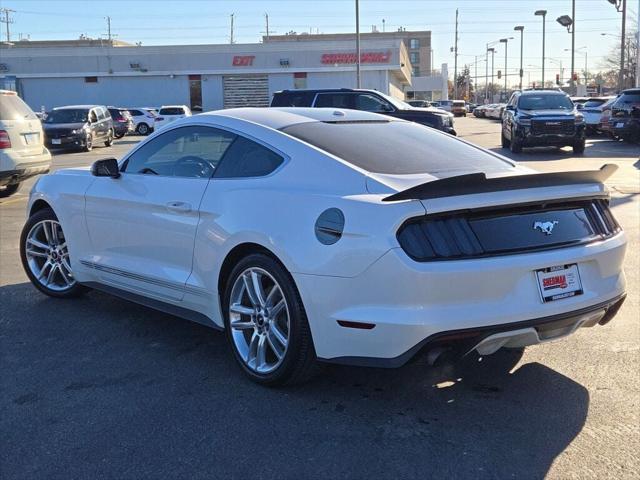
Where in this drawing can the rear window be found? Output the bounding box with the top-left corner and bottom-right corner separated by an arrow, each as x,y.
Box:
159,107 -> 185,115
281,120 -> 514,176
582,99 -> 607,108
0,93 -> 37,121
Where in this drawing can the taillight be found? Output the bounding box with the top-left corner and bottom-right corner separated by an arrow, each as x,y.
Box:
0,130 -> 11,149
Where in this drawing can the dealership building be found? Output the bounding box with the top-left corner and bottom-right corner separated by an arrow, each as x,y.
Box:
0,34 -> 448,112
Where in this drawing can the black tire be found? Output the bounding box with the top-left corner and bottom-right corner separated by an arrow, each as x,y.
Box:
0,183 -> 20,198
84,134 -> 93,152
501,128 -> 510,148
20,207 -> 88,298
114,131 -> 125,139
573,138 -> 585,154
104,129 -> 114,147
510,132 -> 522,153
223,253 -> 318,386
136,123 -> 150,135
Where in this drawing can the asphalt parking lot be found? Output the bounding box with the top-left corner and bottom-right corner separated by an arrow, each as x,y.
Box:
1,118 -> 638,479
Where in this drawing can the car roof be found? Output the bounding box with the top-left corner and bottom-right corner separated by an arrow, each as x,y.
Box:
520,90 -> 567,96
52,105 -> 102,110
160,105 -> 188,108
276,88 -> 381,95
205,107 -> 400,131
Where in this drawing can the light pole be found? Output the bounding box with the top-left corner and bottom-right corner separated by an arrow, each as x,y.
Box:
355,0 -> 361,88
566,47 -> 588,84
606,0 -> 627,91
500,38 -> 509,99
556,13 -> 575,91
535,10 -> 547,85
488,47 -> 496,101
514,26 -> 524,90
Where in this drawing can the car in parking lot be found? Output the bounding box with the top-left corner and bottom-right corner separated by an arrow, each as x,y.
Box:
153,105 -> 192,131
107,107 -> 134,139
271,88 -> 456,135
484,103 -> 505,119
473,104 -> 489,117
435,100 -> 453,112
609,88 -> 640,143
0,90 -> 51,197
581,97 -> 616,135
501,90 -> 585,153
451,100 -> 467,117
21,107 -> 626,385
127,107 -> 158,135
43,105 -> 114,152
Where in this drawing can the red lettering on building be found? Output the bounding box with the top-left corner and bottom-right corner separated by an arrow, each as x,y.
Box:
321,51 -> 391,65
232,56 -> 255,66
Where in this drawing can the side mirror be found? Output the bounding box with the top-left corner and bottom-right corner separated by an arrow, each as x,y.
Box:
91,158 -> 120,178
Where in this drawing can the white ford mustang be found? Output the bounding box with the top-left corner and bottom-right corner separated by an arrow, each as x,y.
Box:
21,108 -> 627,385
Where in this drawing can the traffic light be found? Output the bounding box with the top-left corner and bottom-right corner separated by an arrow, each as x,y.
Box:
497,70 -> 502,79
572,72 -> 578,81
556,74 -> 560,85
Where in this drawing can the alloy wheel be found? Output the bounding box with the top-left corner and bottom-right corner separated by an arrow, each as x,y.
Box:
228,267 -> 290,374
24,219 -> 76,292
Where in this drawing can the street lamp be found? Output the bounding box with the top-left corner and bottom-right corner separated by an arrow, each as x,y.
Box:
556,6 -> 575,92
355,0 -> 361,88
514,26 -> 524,90
487,47 -> 496,102
499,38 -> 509,98
566,46 -> 588,84
534,10 -> 547,85
605,0 -> 627,91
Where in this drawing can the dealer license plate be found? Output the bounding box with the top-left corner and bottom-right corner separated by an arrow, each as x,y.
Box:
536,264 -> 583,303
51,138 -> 61,145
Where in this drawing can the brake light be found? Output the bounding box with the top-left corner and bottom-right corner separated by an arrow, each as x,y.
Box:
116,117 -> 125,122
0,130 -> 11,149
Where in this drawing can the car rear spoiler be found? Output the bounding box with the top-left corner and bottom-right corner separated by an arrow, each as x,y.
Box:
382,164 -> 617,202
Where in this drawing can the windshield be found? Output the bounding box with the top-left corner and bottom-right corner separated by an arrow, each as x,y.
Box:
45,109 -> 88,124
518,94 -> 573,110
281,120 -> 513,176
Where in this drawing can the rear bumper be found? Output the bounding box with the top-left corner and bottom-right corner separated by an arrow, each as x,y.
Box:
0,150 -> 51,186
295,232 -> 627,365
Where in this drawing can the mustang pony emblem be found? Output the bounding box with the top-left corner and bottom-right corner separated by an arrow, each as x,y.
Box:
533,221 -> 559,235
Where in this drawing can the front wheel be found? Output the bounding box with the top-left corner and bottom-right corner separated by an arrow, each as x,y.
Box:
510,132 -> 523,153
104,129 -> 114,147
136,123 -> 150,135
501,128 -> 510,148
20,207 -> 87,298
573,138 -> 585,154
0,183 -> 20,198
223,254 -> 317,386
84,134 -> 93,152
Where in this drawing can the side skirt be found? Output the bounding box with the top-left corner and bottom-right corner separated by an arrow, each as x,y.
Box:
83,281 -> 222,330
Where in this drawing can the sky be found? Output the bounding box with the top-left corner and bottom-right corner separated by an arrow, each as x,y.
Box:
1,0 -> 638,84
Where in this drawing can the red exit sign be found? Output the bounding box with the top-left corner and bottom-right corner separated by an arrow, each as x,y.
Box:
232,55 -> 255,66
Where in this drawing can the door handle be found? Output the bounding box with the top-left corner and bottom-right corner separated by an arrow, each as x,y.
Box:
166,201 -> 192,213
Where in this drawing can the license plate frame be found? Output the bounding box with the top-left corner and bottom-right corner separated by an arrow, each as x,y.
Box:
536,264 -> 583,303
23,132 -> 39,145
51,138 -> 62,145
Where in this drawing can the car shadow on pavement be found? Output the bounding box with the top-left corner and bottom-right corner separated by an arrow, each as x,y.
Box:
489,141 -> 640,162
1,282 -> 589,479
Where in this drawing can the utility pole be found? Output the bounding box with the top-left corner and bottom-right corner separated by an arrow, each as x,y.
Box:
0,8 -> 15,43
453,8 -> 459,99
105,16 -> 112,43
619,0 -> 626,91
264,13 -> 270,40
230,13 -> 234,44
485,44 -> 489,102
474,56 -> 478,103
355,0 -> 361,88
570,0 -> 575,91
382,18 -> 385,33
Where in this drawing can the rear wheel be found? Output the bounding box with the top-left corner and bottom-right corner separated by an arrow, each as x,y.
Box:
223,253 -> 317,386
136,123 -> 150,135
114,130 -> 125,139
20,207 -> 87,298
573,138 -> 585,154
104,129 -> 114,147
0,183 -> 20,198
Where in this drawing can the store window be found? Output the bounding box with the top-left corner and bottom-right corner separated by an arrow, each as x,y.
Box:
412,66 -> 420,77
294,72 -> 307,90
189,74 -> 203,112
410,52 -> 420,65
409,38 -> 420,49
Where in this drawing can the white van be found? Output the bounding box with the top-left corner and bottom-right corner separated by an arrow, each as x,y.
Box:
0,91 -> 51,197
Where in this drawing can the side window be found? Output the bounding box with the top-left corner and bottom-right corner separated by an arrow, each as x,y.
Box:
355,94 -> 392,113
89,110 -> 98,123
96,108 -> 106,120
214,136 -> 284,178
124,126 -> 236,178
129,110 -> 142,116
314,93 -> 354,109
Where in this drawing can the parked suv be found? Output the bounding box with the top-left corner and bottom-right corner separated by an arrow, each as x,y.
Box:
107,107 -> 134,138
501,90 -> 585,154
609,88 -> 640,143
271,89 -> 456,135
0,90 -> 51,197
127,107 -> 157,135
43,105 -> 114,152
154,105 -> 192,131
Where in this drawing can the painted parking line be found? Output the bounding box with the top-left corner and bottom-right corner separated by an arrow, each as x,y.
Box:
0,195 -> 28,207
